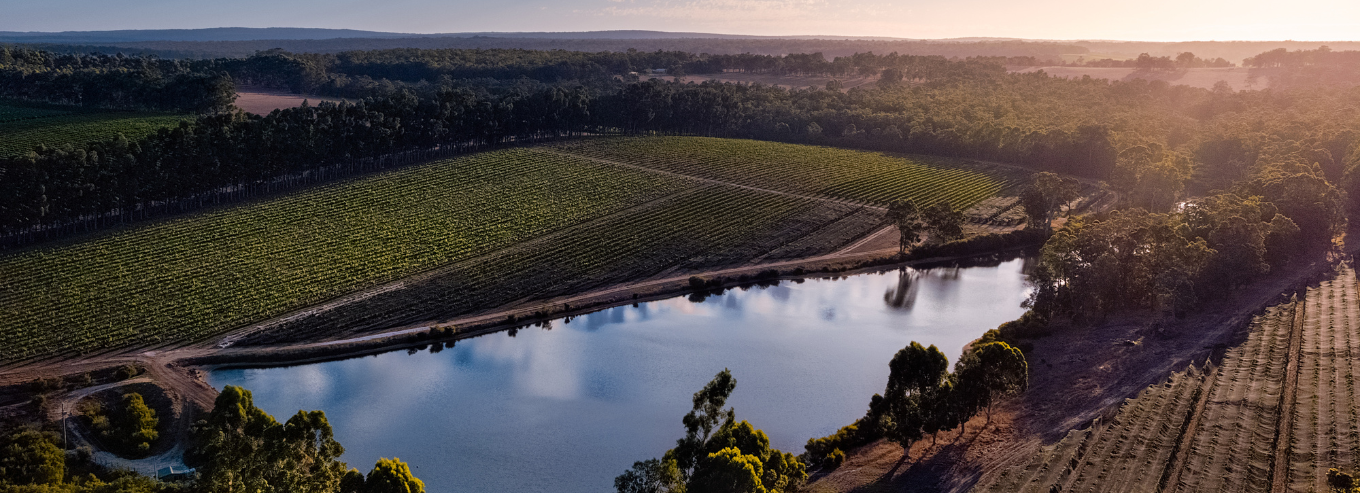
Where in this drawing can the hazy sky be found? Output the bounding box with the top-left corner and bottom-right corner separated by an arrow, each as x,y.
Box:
4,0 -> 1360,41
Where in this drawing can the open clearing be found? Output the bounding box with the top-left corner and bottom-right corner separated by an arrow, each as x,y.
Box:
692,72 -> 881,91
1010,66 -> 1258,90
0,101 -> 185,157
0,137 -> 1036,363
233,87 -> 348,115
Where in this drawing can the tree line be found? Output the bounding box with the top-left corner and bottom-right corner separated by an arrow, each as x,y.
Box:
4,45 -> 1359,247
800,341 -> 1027,470
0,48 -> 235,112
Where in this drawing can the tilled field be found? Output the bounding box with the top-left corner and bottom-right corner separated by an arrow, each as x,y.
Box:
972,265 -> 1360,493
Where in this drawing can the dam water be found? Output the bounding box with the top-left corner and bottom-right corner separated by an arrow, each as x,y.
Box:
209,254 -> 1033,492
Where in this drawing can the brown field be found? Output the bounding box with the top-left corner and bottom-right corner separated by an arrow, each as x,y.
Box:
233,87 -> 348,115
683,72 -> 881,91
1010,66 -> 1259,90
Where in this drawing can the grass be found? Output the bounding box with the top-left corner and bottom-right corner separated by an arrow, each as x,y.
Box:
0,100 -> 186,157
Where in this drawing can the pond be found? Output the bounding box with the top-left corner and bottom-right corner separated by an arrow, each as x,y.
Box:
208,255 -> 1034,492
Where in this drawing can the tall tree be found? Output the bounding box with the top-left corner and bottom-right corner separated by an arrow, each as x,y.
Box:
887,200 -> 925,254
1018,172 -> 1080,232
954,342 -> 1028,423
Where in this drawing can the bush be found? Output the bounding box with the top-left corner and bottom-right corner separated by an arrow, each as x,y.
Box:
688,276 -> 708,290
115,365 -> 142,380
993,310 -> 1050,340
804,420 -> 878,470
825,449 -> 846,469
97,392 -> 159,457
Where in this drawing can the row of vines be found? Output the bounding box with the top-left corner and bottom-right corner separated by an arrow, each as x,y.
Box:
976,265 -> 1360,493
0,104 -> 186,157
243,185 -> 877,344
0,149 -> 689,361
550,136 -> 1031,209
0,138 -> 1028,361
1289,267 -> 1360,492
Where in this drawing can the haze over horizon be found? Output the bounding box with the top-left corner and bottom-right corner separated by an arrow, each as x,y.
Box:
4,0 -> 1360,42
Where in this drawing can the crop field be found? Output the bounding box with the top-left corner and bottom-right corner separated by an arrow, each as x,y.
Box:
1289,267 -> 1360,491
974,265 -> 1360,493
978,365 -> 1208,493
550,137 -> 1030,209
0,149 -> 689,360
242,186 -> 874,343
0,101 -> 185,157
0,138 -> 1035,361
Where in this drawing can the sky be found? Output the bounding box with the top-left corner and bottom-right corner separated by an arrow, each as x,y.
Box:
4,0 -> 1360,41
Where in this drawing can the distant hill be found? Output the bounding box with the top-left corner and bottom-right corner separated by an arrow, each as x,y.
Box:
0,27 -> 902,44
2,28 -> 1356,65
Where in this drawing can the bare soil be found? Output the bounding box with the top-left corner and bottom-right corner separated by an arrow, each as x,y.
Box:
683,72 -> 882,91
234,87 -> 348,115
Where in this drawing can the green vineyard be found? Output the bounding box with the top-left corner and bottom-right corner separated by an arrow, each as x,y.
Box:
549,136 -> 1030,209
0,149 -> 689,360
0,101 -> 186,157
0,138 -> 1033,361
973,265 -> 1360,493
245,186 -> 877,344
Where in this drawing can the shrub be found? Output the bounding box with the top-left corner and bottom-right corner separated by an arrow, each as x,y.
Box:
98,392 -> 159,457
825,449 -> 846,469
115,364 -> 142,380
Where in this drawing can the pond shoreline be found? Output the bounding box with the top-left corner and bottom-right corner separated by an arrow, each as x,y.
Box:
188,244 -> 1039,371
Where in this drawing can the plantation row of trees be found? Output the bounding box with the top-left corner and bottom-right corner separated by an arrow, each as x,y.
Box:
1244,46 -> 1360,89
799,341 -> 1027,470
1079,52 -> 1235,69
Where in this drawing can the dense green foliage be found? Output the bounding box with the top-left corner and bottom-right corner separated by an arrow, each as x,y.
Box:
0,428 -> 186,493
0,48 -> 235,111
0,430 -> 63,486
1027,187 -> 1327,321
188,385 -> 422,493
616,370 -> 807,493
0,149 -> 686,360
345,458 -> 425,493
89,393 -> 159,457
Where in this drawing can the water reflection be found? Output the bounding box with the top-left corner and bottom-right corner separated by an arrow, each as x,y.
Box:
210,255 -> 1033,493
884,268 -> 921,309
